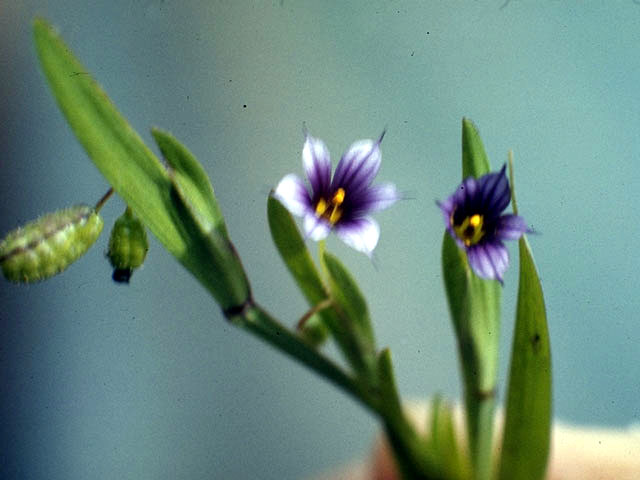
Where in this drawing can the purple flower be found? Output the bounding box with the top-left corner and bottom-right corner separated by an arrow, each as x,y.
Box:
274,131 -> 399,256
438,165 -> 529,283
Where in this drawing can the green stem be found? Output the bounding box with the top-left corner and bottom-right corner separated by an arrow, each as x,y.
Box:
227,302 -> 444,479
226,301 -> 379,414
465,390 -> 495,480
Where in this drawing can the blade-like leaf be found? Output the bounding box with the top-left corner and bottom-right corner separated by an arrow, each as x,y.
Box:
428,395 -> 471,480
33,18 -> 182,257
498,159 -> 551,480
151,128 -> 225,234
322,251 -> 375,352
267,194 -> 329,344
461,118 -> 490,179
267,194 -> 328,304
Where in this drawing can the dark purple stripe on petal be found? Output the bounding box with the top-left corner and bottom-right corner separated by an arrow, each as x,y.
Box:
302,134 -> 332,197
495,214 -> 529,240
453,176 -> 480,209
479,165 -> 510,214
331,139 -> 381,194
350,183 -> 399,214
467,241 -> 509,283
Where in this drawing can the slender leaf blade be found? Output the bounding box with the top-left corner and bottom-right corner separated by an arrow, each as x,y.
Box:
498,235 -> 551,480
428,395 -> 471,480
322,251 -> 375,351
151,128 -> 225,233
267,194 -> 327,304
267,194 -> 329,344
461,117 -> 490,179
33,18 -> 184,258
168,176 -> 250,309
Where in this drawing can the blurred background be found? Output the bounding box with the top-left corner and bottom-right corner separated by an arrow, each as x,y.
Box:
1,1 -> 639,479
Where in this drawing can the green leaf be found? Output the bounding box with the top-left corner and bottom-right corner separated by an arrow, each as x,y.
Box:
33,18 -> 250,309
267,194 -> 329,344
428,395 -> 471,480
168,175 -> 250,309
267,194 -> 328,304
33,18 -> 182,258
498,161 -> 551,480
461,117 -> 490,179
151,128 -> 225,234
321,251 -> 376,352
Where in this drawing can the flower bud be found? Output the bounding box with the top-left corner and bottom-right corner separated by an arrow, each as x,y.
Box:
107,207 -> 148,283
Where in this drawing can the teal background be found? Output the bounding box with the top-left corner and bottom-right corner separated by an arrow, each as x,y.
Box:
1,1 -> 639,479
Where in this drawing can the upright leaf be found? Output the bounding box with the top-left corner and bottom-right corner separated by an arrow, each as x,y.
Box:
267,194 -> 329,344
461,118 -> 490,179
428,395 -> 471,480
268,194 -> 328,305
498,158 -> 551,480
322,251 -> 375,351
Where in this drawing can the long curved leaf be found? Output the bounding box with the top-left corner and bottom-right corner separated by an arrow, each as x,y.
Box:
33,18 -> 182,257
498,156 -> 551,480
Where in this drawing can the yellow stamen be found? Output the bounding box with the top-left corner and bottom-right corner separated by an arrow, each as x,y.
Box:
332,188 -> 345,205
314,188 -> 346,225
469,214 -> 481,228
315,198 -> 328,217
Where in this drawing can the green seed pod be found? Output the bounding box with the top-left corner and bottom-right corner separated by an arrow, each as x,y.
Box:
107,207 -> 148,283
0,205 -> 104,283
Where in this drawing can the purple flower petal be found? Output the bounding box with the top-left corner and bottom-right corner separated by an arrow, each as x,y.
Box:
302,134 -> 332,196
331,138 -> 381,194
452,176 -> 480,207
467,242 -> 509,283
479,165 -> 510,214
274,174 -> 312,217
495,214 -> 528,240
351,183 -> 399,214
334,217 -> 380,256
303,213 -> 331,241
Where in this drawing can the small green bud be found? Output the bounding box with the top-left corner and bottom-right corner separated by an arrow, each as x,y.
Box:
0,205 -> 104,283
107,207 -> 148,283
